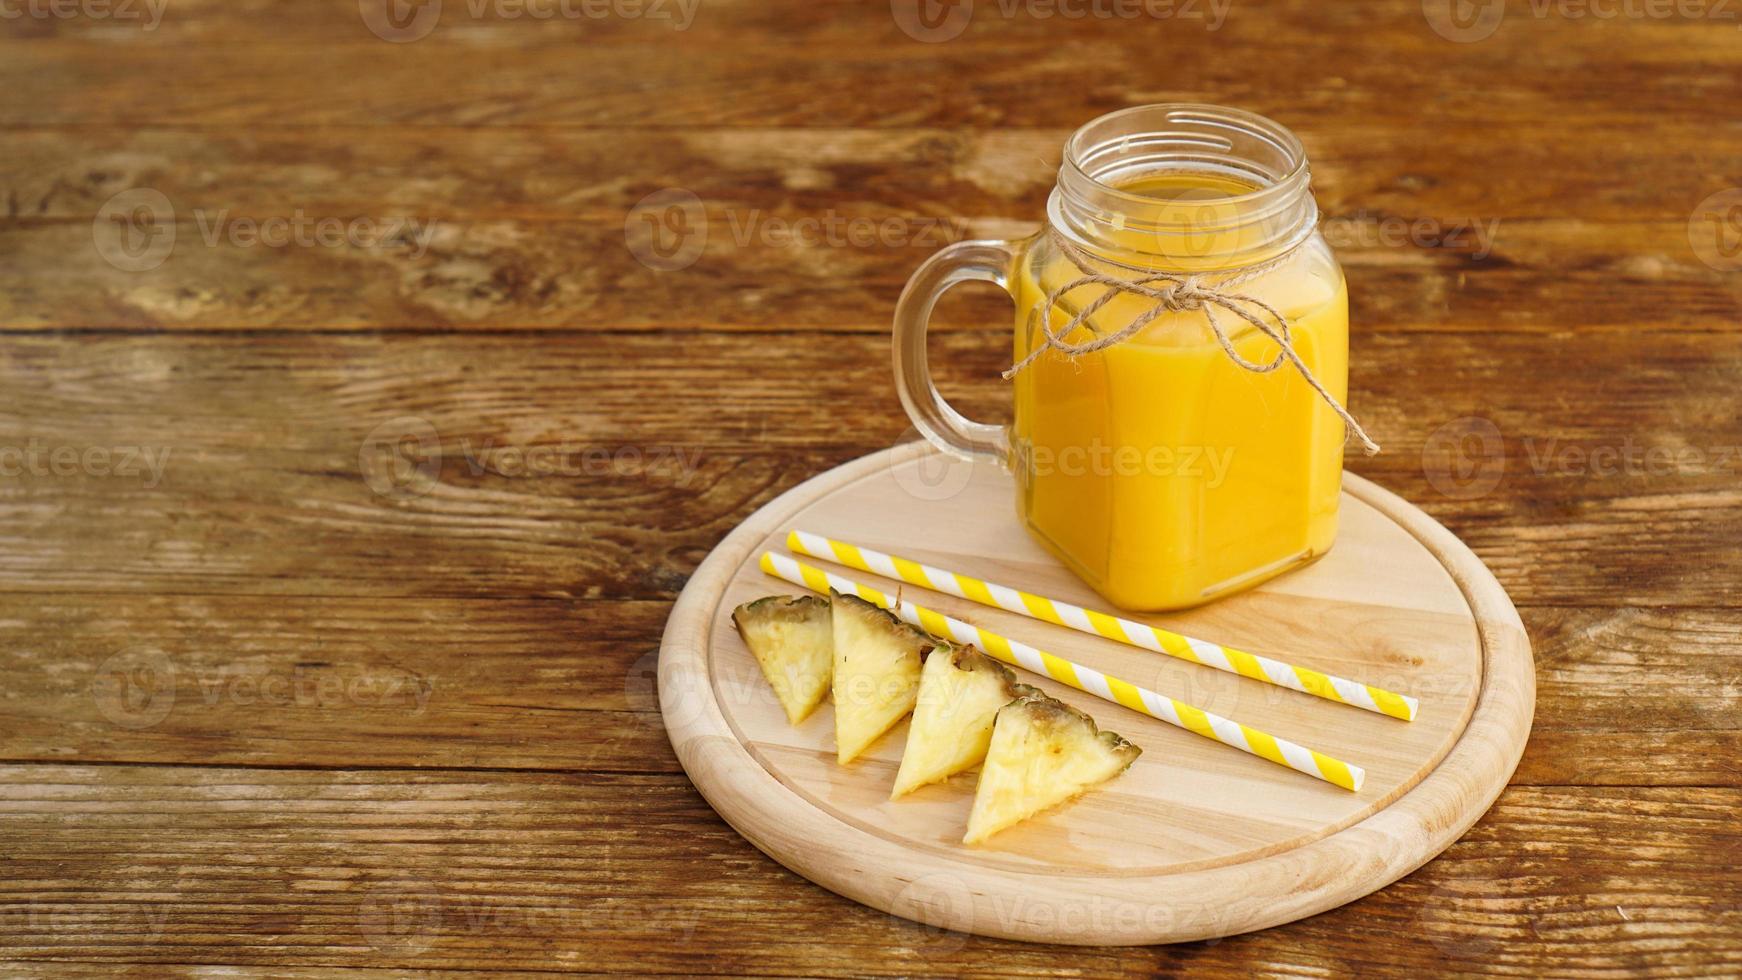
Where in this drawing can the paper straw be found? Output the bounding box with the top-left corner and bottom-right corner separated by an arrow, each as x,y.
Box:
759,551 -> 1364,792
788,529 -> 1418,722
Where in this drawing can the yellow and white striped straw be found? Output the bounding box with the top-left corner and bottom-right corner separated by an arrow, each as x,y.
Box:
787,530 -> 1418,722
760,551 -> 1364,792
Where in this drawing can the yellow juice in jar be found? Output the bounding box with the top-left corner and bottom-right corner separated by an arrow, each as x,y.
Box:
1012,172 -> 1348,611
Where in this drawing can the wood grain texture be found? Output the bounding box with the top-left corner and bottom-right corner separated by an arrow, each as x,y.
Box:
7,218 -> 1734,333
0,767 -> 1735,976
0,595 -> 1730,793
0,595 -> 1731,788
0,331 -> 1737,604
3,1 -> 1737,129
1,0 -> 1738,971
659,447 -> 1534,944
3,125 -> 1737,331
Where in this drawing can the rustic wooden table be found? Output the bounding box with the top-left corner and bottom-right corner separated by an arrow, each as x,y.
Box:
2,0 -> 1738,975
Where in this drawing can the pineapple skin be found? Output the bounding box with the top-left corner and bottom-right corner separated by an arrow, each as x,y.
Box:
731,594 -> 833,726
963,692 -> 1141,845
829,589 -> 940,764
890,646 -> 1022,799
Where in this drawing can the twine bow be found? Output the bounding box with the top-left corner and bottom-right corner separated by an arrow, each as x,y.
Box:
1003,231 -> 1380,455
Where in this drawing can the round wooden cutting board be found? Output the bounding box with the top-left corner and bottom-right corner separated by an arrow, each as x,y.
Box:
659,443 -> 1535,945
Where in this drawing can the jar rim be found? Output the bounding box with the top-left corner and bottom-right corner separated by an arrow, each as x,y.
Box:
1061,103 -> 1309,208
1052,103 -> 1318,265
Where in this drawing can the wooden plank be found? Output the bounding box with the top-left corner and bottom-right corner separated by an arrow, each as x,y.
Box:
3,1 -> 1739,129
3,124 -> 1737,331
0,767 -> 1735,974
4,125 -> 1729,224
0,596 -> 673,771
3,220 -> 1733,333
0,594 -> 1732,787
1515,729 -> 1742,788
0,331 -> 1737,604
1516,607 -> 1742,788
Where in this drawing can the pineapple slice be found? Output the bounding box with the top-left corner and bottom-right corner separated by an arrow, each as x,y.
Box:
830,589 -> 939,764
964,692 -> 1141,844
731,595 -> 833,725
890,646 -> 1025,799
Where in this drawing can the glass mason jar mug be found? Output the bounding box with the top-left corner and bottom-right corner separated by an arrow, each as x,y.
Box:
894,104 -> 1370,612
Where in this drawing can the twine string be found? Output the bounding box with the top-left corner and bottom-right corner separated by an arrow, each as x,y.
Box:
1003,232 -> 1380,455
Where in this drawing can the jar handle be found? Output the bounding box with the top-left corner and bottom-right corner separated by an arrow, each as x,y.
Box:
891,239 -> 1018,467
